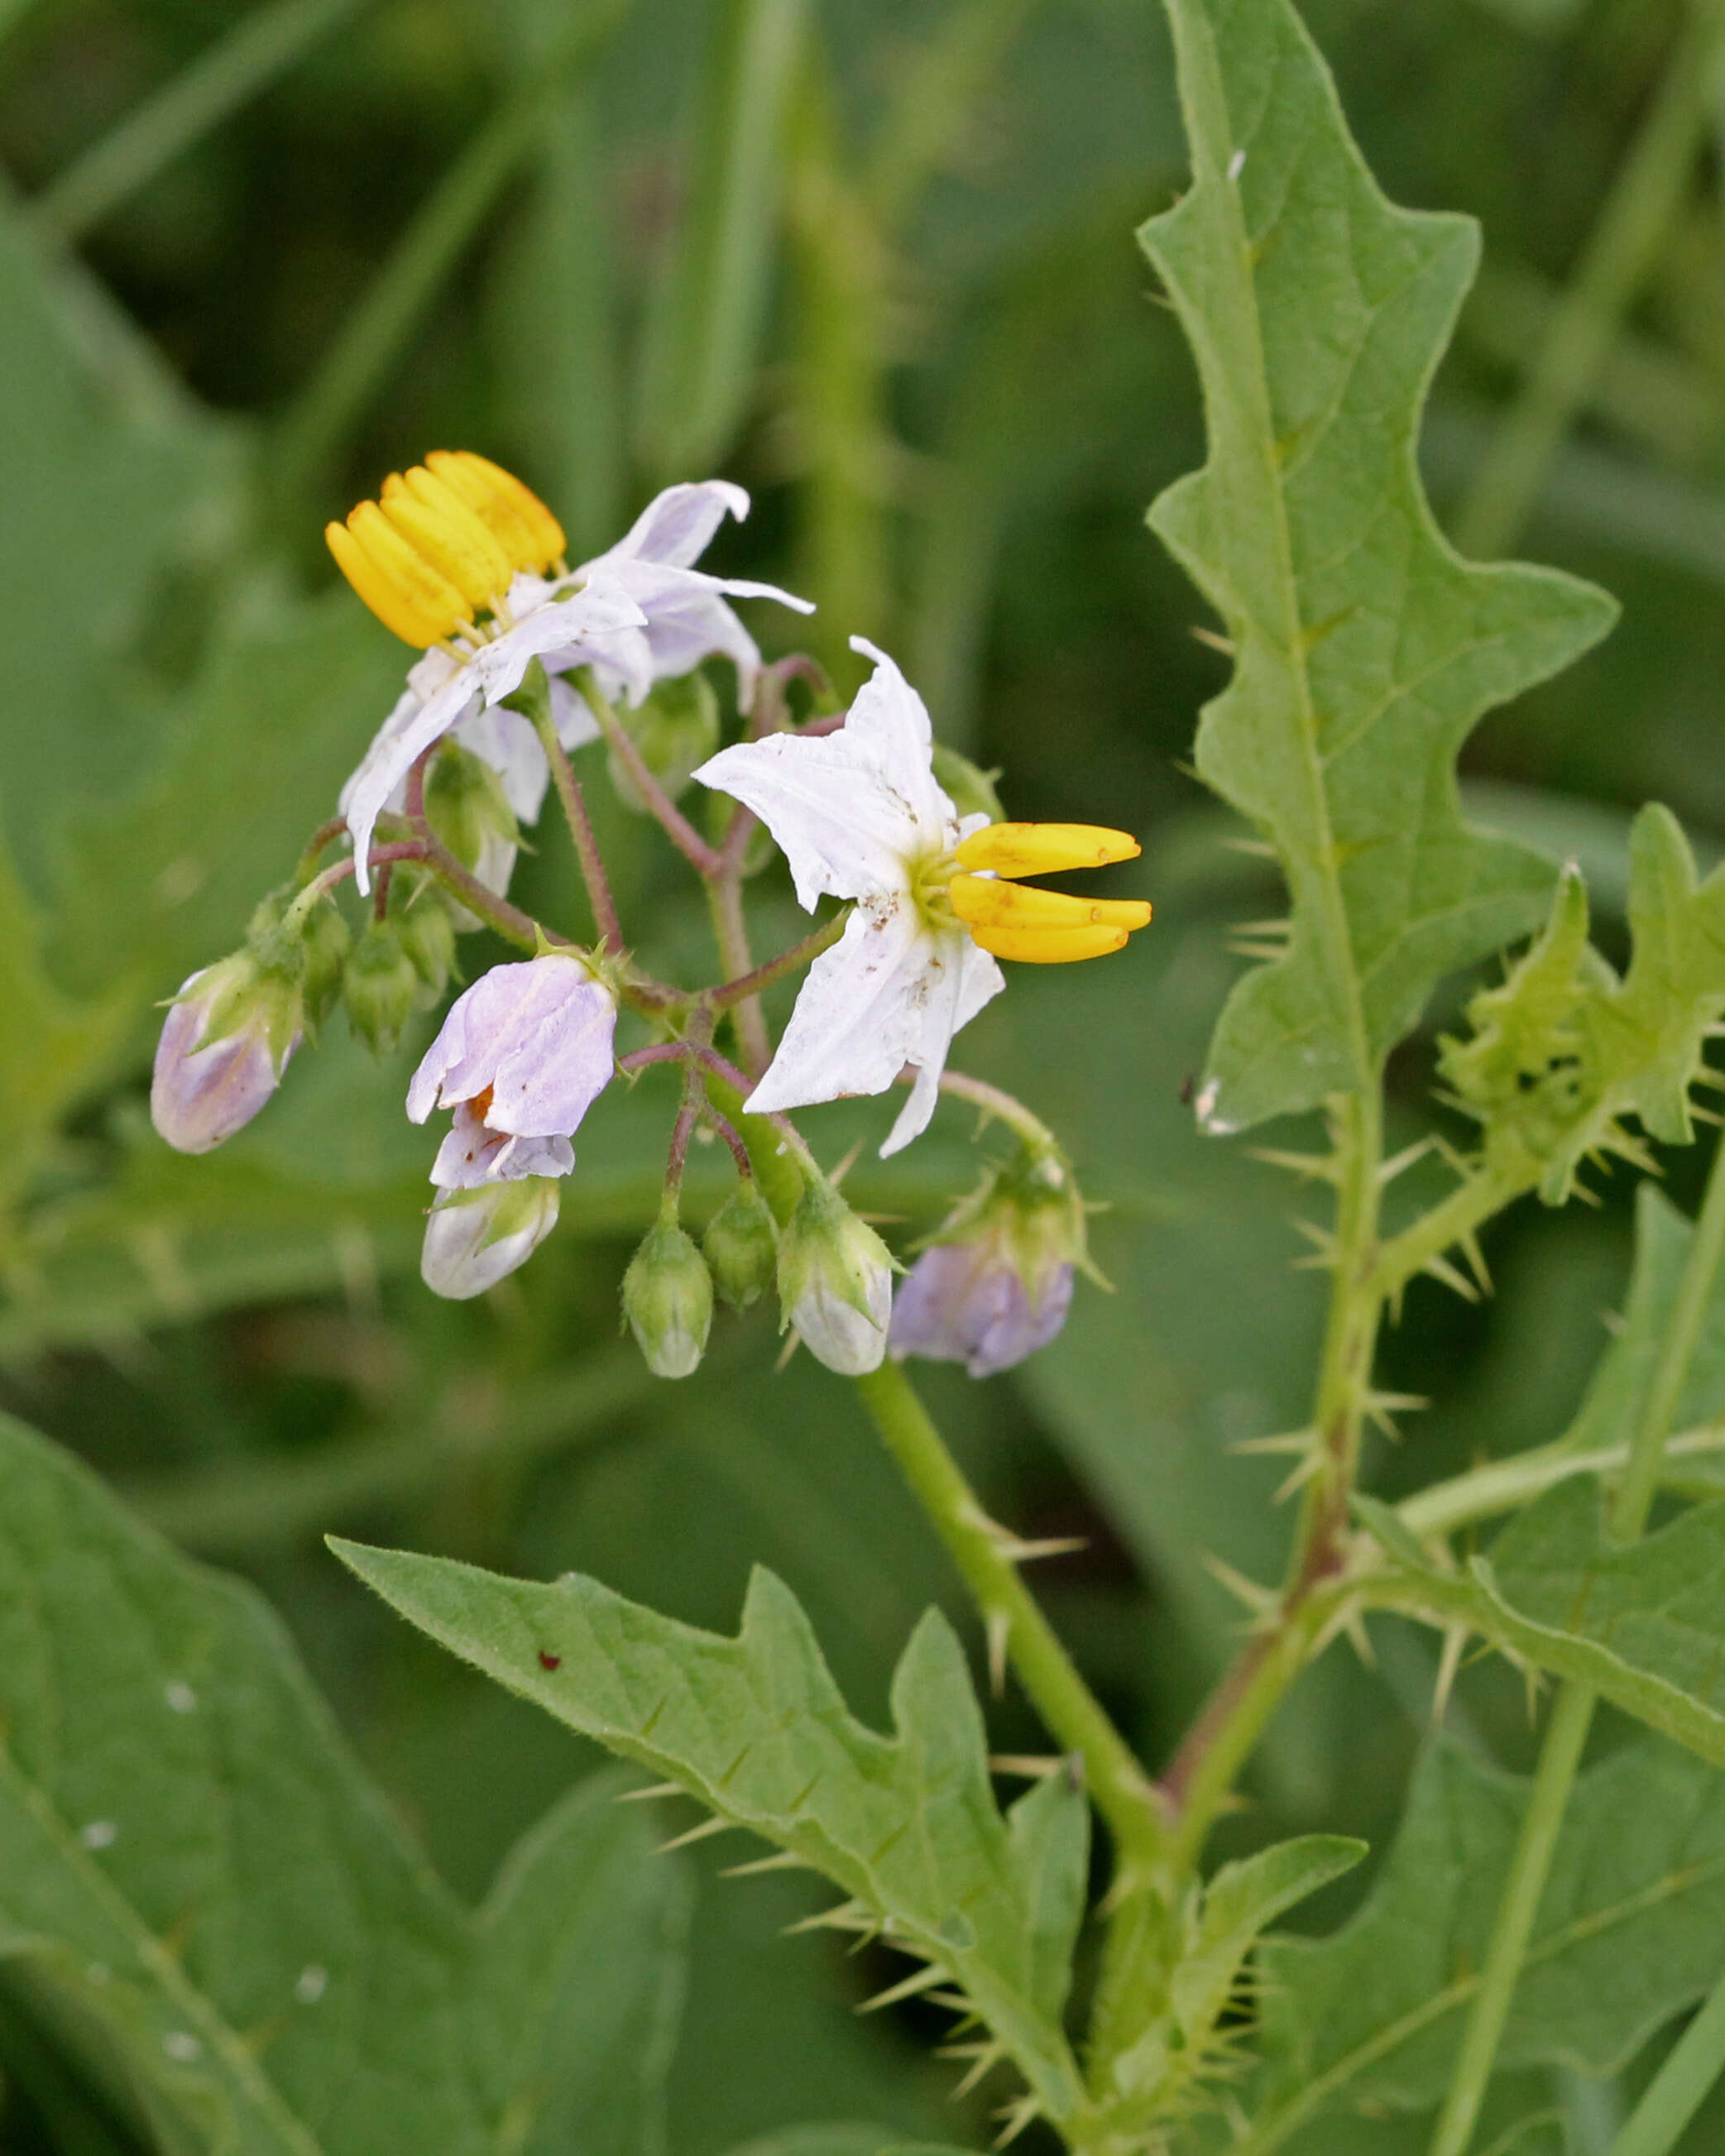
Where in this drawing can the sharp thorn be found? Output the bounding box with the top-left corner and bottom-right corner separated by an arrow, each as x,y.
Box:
656,1814 -> 736,1853
858,1962 -> 946,2014
719,1850 -> 807,1878
616,1782 -> 683,1804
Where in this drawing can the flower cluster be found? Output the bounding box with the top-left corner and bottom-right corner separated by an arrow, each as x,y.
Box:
151,453 -> 1152,1382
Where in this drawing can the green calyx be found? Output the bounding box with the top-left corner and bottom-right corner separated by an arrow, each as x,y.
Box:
776,1176 -> 897,1332
423,738 -> 520,874
924,1137 -> 1098,1292
702,1183 -> 779,1310
622,1215 -> 715,1378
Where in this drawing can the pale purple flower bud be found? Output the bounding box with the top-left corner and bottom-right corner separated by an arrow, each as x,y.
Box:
889,1242 -> 1075,1378
151,963 -> 299,1155
421,1179 -> 561,1299
776,1180 -> 894,1377
407,954 -> 616,1138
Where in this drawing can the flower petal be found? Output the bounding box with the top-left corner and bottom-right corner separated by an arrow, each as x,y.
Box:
467,574 -> 645,707
421,1180 -> 561,1299
582,480 -> 752,571
407,955 -> 616,1135
745,905 -> 1001,1153
694,731 -> 923,908
343,663 -> 479,894
452,703 -> 549,824
429,1100 -> 575,1187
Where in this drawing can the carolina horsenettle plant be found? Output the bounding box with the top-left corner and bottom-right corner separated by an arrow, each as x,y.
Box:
20,2 -> 1725,2156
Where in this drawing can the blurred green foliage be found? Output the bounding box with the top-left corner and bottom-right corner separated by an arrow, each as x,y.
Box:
7,0 -> 1725,2147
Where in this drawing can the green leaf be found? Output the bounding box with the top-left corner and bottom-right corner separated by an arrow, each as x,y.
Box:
329,1538 -> 1090,2130
1246,1737 -> 1725,2152
0,1411 -> 688,2156
1440,810 -> 1725,1203
1171,1835 -> 1365,2053
1141,0 -> 1617,1130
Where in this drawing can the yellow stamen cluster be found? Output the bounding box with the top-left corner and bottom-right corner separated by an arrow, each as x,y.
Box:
325,451 -> 568,649
949,822 -> 1152,964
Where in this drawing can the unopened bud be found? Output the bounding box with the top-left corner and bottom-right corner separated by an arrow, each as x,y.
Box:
424,738 -> 521,875
299,897 -> 352,1028
393,876 -> 458,994
889,1141 -> 1087,1378
422,1178 -> 560,1299
622,1216 -> 714,1378
702,1184 -> 778,1310
777,1179 -> 894,1376
344,919 -> 425,1055
151,955 -> 301,1154
608,671 -> 720,812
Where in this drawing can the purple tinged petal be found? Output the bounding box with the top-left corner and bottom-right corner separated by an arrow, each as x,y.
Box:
429,1101 -> 575,1188
889,1244 -> 1074,1378
407,956 -> 616,1135
151,971 -> 297,1155
583,481 -> 753,571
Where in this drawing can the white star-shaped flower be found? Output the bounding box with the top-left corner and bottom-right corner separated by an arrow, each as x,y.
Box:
330,458 -> 812,894
694,637 -> 1005,1157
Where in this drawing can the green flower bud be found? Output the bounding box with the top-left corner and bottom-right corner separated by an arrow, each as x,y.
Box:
607,671 -> 721,813
622,1216 -> 714,1378
393,876 -> 458,994
931,744 -> 1005,826
424,739 -> 520,874
776,1179 -> 895,1376
343,918 -> 426,1055
702,1184 -> 779,1310
299,895 -> 352,1028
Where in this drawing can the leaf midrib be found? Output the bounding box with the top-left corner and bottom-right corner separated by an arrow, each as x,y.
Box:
1165,0 -> 1375,1091
0,1747 -> 325,2156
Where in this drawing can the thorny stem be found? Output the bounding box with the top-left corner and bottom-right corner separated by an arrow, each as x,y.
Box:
1159,1090 -> 1386,1880
507,663 -> 623,952
285,843 -> 428,925
1428,1125 -> 1725,2156
854,1359 -> 1168,1884
575,668 -> 725,879
295,816 -> 352,884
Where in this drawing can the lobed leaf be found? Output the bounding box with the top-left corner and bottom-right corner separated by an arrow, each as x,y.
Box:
1247,1736 -> 1725,2151
1440,807 -> 1725,1203
0,1412 -> 688,2156
330,1537 -> 1090,2128
1142,0 -> 1616,1130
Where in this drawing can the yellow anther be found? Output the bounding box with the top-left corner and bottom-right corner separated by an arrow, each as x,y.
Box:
381,467 -> 515,612
950,875 -> 1152,934
956,822 -> 1141,878
969,922 -> 1131,965
425,450 -> 565,573
326,502 -> 472,648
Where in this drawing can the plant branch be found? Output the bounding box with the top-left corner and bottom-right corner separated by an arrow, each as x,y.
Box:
1427,1126 -> 1725,2156
707,909 -> 848,1013
854,1359 -> 1167,1885
507,663 -> 623,952
574,669 -> 725,879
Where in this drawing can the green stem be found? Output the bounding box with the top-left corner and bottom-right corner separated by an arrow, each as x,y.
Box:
935,1068 -> 1059,1152
707,910 -> 847,1011
576,670 -> 726,878
1606,1962 -> 1725,2156
510,664 -> 624,952
1454,0 -> 1725,559
31,0 -> 365,244
854,1358 -> 1167,1884
1428,1129 -> 1725,2156
1398,1423 -> 1725,1542
704,872 -> 771,1075
1161,1092 -> 1385,1881
1428,1683 -> 1598,2156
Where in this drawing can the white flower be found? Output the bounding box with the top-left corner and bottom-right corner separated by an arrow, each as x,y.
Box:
566,481 -> 813,710
407,953 -> 616,1190
330,458 -> 812,894
694,636 -> 1004,1157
